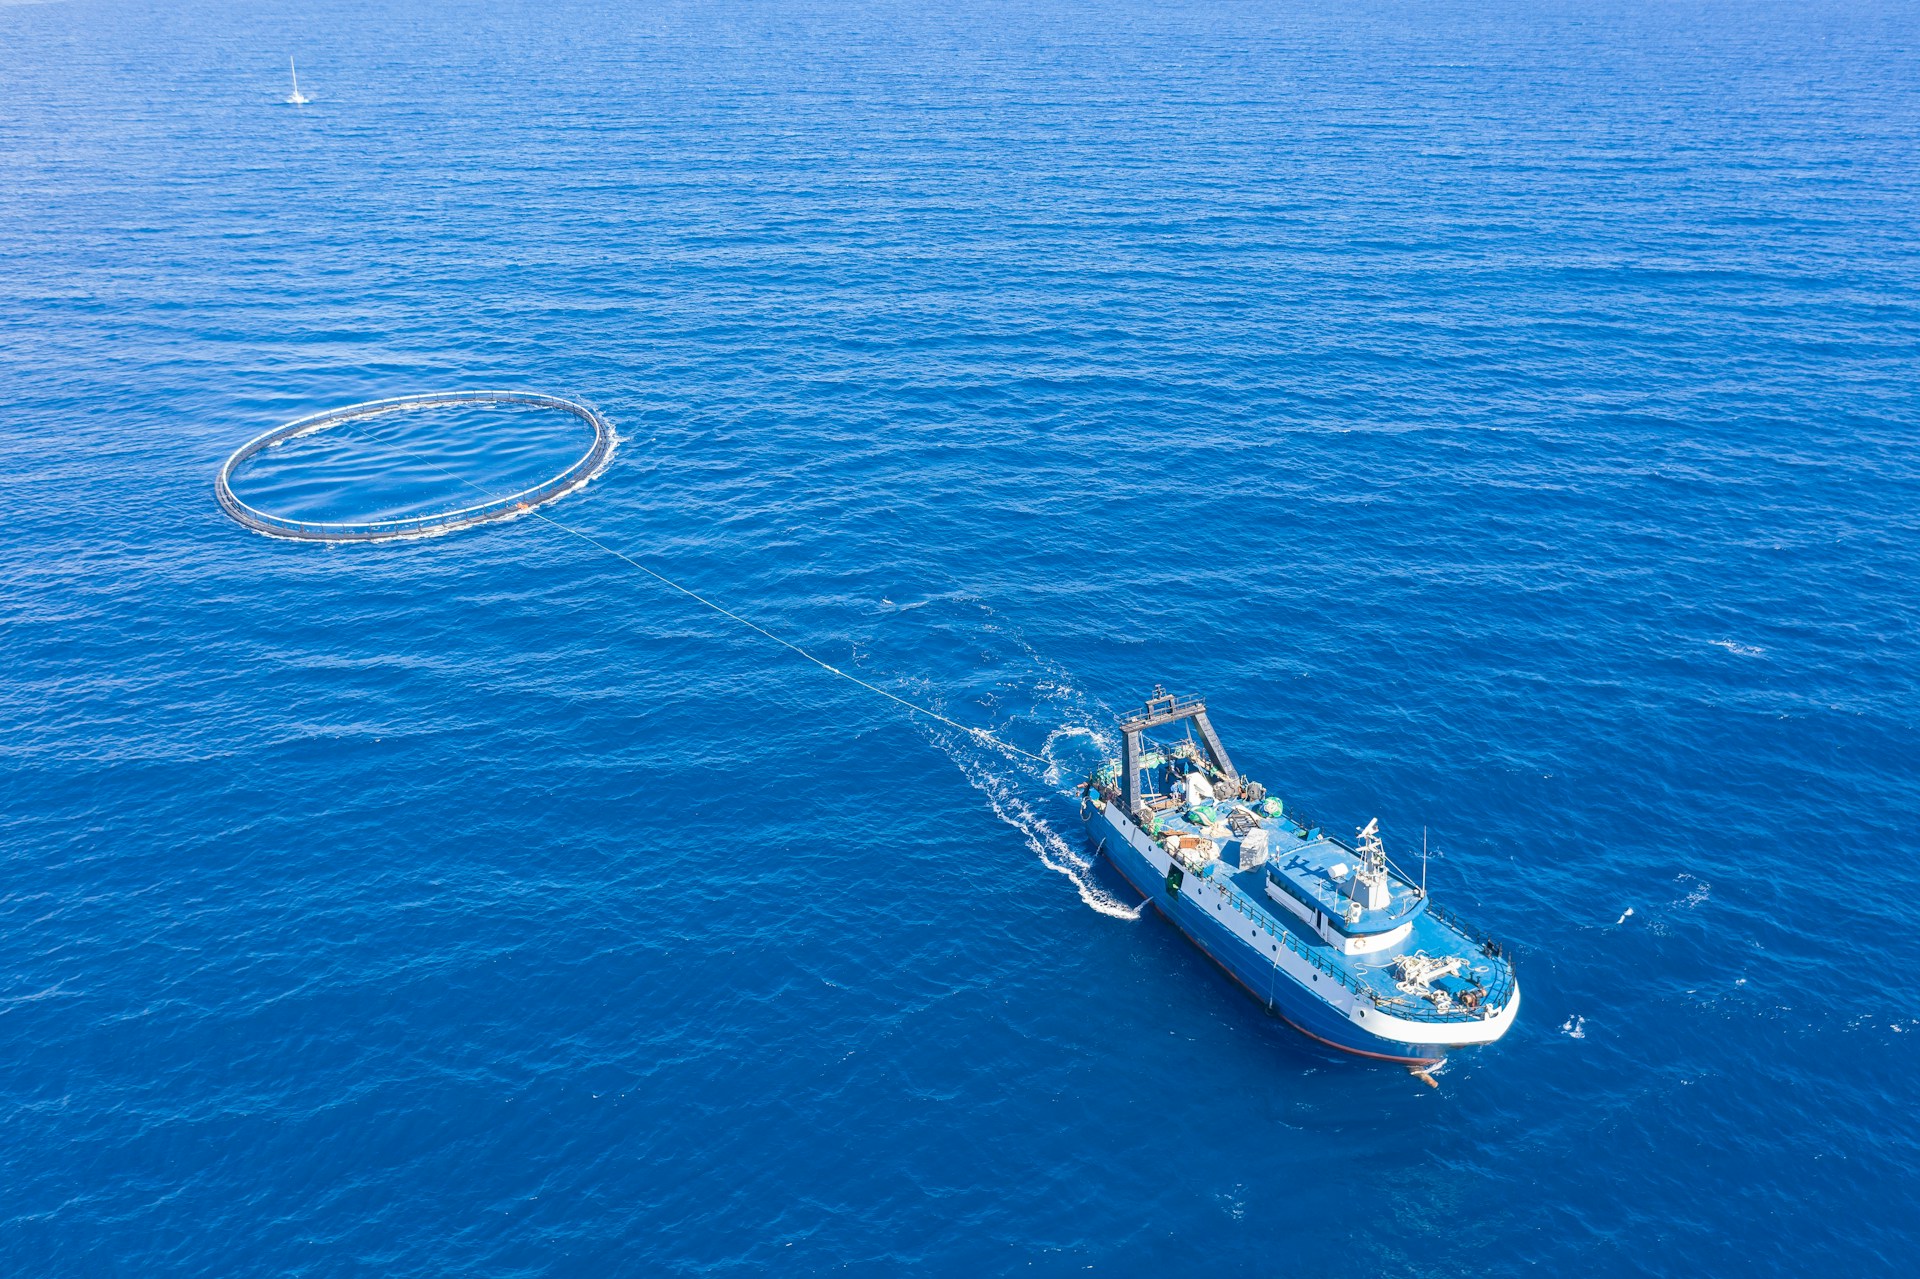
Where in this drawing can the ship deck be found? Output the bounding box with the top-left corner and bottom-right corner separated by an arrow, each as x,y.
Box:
1148,801 -> 1508,1020
1211,861 -> 1505,1016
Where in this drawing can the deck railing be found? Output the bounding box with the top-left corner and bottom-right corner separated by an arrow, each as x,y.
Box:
1424,899 -> 1513,962
1206,871 -> 1370,1000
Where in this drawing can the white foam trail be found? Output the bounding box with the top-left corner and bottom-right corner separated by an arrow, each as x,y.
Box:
945,655 -> 1139,919
910,665 -> 1142,921
1036,723 -> 1096,789
1561,1015 -> 1586,1039
953,754 -> 1146,920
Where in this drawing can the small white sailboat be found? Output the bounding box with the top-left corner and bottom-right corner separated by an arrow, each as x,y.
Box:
286,58 -> 310,106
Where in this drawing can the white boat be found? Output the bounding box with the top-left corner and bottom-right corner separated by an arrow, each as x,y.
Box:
286,59 -> 310,106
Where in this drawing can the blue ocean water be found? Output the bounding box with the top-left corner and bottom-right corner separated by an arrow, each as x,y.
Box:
3,0 -> 1918,1272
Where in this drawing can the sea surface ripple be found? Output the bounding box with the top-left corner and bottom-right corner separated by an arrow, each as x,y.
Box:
2,0 -> 1917,1274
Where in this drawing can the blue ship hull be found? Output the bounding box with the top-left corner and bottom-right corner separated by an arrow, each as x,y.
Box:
1086,804 -> 1453,1065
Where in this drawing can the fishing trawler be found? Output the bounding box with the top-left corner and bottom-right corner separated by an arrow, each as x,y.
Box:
1081,689 -> 1518,1071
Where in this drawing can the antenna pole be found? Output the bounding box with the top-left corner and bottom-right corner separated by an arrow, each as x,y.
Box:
1421,826 -> 1429,898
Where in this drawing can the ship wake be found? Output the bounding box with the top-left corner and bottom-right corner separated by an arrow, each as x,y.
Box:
908,651 -> 1144,921
950,750 -> 1146,921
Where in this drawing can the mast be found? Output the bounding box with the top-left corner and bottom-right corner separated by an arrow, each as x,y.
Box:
1352,818 -> 1391,912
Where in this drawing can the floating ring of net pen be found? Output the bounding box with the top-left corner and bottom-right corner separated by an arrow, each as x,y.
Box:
215,390 -> 616,542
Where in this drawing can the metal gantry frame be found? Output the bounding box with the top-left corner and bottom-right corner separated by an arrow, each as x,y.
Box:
1117,685 -> 1238,817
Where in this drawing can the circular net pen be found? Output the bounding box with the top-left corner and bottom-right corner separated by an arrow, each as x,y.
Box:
215,390 -> 616,542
